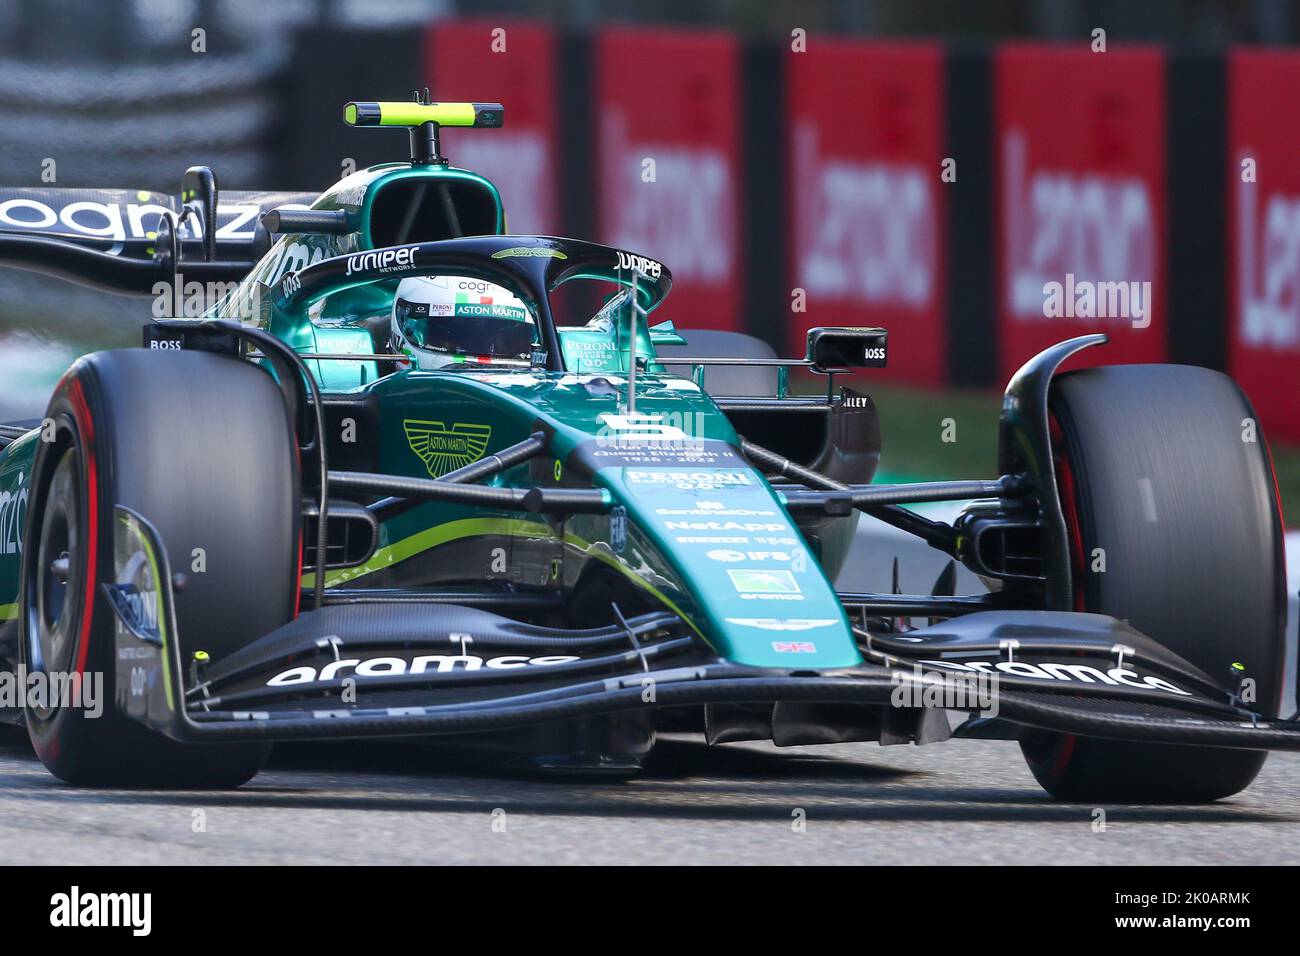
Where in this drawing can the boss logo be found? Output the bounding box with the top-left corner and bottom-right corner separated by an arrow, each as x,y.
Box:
149,339 -> 183,350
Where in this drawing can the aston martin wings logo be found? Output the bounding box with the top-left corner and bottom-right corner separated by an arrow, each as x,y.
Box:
403,420 -> 492,477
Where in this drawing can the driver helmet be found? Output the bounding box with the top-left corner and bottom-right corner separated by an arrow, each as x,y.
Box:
391,275 -> 535,369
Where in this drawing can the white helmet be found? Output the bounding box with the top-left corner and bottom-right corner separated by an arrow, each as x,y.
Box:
391,275 -> 535,369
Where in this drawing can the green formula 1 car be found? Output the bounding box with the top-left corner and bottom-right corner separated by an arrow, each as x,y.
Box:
0,98 -> 1292,802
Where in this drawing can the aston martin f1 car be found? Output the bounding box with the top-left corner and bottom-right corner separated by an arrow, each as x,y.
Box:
0,98 -> 1293,802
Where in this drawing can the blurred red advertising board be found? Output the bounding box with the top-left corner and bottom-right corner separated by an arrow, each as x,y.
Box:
786,40 -> 946,384
1228,50 -> 1300,444
595,28 -> 742,331
425,20 -> 559,234
995,45 -> 1167,383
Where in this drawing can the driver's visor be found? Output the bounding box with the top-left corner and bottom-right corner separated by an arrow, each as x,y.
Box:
396,296 -> 535,359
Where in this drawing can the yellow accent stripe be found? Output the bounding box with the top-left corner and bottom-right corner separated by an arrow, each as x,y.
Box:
558,533 -> 706,643
119,511 -> 174,710
0,602 -> 16,621
300,519 -> 707,642
302,517 -> 552,589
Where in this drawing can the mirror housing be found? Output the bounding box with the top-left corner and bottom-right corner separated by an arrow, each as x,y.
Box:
181,166 -> 218,263
648,318 -> 687,347
806,326 -> 888,369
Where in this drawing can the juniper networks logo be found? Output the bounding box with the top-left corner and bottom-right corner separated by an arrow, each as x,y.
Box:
344,245 -> 417,276
49,886 -> 151,936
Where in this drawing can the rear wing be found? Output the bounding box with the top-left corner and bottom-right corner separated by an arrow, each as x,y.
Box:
0,98 -> 508,294
0,186 -> 316,260
0,167 -> 317,294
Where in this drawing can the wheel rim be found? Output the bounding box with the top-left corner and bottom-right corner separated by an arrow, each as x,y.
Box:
26,448 -> 83,720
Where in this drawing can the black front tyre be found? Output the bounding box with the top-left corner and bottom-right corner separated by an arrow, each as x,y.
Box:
1020,364 -> 1286,803
21,349 -> 300,787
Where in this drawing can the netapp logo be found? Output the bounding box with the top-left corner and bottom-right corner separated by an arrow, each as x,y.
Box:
50,886 -> 151,936
665,521 -> 788,532
344,245 -> 417,276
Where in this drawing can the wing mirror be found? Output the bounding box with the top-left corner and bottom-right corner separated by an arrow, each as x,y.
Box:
806,326 -> 888,369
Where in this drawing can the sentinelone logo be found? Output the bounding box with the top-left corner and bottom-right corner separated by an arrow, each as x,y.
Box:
50,886 -> 150,936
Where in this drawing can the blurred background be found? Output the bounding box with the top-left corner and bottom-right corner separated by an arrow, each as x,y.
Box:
0,0 -> 1298,518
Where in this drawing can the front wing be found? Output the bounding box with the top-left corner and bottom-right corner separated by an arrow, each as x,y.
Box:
110,506 -> 1300,753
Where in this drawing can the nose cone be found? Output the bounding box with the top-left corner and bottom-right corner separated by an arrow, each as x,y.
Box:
606,463 -> 861,669
505,371 -> 861,669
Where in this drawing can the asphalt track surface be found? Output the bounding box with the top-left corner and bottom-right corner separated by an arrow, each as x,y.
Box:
2,730 -> 1299,865
0,510 -> 1297,865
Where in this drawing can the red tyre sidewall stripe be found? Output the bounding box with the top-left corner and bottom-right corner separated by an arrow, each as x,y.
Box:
1261,431 -> 1286,531
1049,414 -> 1087,615
67,378 -> 98,677
1047,728 -> 1076,781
